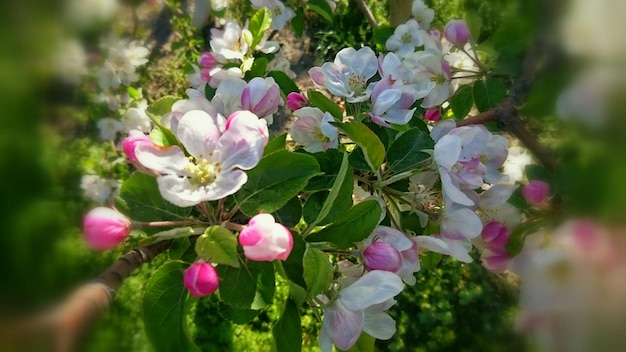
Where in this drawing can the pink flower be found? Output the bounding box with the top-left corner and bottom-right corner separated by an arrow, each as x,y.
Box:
521,180 -> 550,205
239,214 -> 293,261
363,242 -> 403,272
424,108 -> 440,122
480,247 -> 510,273
184,262 -> 219,297
122,130 -> 152,163
286,92 -> 308,110
241,77 -> 281,123
481,221 -> 510,249
444,20 -> 470,47
83,207 -> 131,250
198,52 -> 216,69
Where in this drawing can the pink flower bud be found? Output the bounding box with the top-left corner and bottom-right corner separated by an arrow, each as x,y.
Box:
429,28 -> 441,40
481,221 -> 509,249
424,108 -> 440,122
444,19 -> 470,47
362,241 -> 403,273
184,262 -> 219,297
521,180 -> 550,205
480,247 -> 510,273
239,214 -> 293,261
286,92 -> 308,110
200,68 -> 211,82
198,52 -> 216,69
83,207 -> 131,250
122,130 -> 152,163
241,77 -> 281,119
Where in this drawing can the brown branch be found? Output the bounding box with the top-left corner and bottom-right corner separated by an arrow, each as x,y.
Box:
3,240 -> 172,352
355,0 -> 379,28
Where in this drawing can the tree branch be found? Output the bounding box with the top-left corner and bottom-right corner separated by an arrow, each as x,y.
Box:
3,240 -> 172,352
355,0 -> 379,28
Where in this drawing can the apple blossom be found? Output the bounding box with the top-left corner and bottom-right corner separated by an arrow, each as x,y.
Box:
402,50 -> 453,108
444,20 -> 471,47
211,77 -> 246,118
309,46 -> 378,103
319,270 -> 404,352
286,92 -> 308,110
209,21 -> 251,62
522,180 -> 550,205
415,235 -> 473,263
478,184 -> 521,227
363,242 -> 403,273
135,110 -> 268,207
250,0 -> 295,30
122,130 -> 153,164
480,247 -> 510,273
238,214 -> 293,261
122,99 -> 152,133
368,75 -> 418,126
83,207 -> 131,250
290,107 -> 339,153
198,51 -> 216,69
481,221 -> 510,249
241,77 -> 281,125
424,108 -> 440,121
411,0 -> 434,29
385,19 -> 425,58
361,226 -> 420,284
81,175 -> 119,203
97,117 -> 124,141
184,262 -> 219,297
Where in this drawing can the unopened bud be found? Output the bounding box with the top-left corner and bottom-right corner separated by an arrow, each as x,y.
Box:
444,19 -> 470,47
424,108 -> 440,122
481,221 -> 509,249
363,241 -> 403,273
184,262 -> 219,297
83,207 -> 131,250
521,180 -> 550,205
286,92 -> 308,110
239,214 -> 293,261
198,52 -> 216,69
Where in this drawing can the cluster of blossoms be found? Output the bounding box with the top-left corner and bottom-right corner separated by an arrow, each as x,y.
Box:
76,1 -> 571,351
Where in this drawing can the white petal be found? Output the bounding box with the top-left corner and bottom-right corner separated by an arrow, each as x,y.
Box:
363,311 -> 396,340
440,169 -> 475,206
156,175 -> 203,207
430,119 -> 457,141
434,135 -> 461,169
135,144 -> 189,175
219,112 -> 268,170
322,301 -> 364,351
177,110 -> 221,159
441,207 -> 482,240
341,271 -> 404,311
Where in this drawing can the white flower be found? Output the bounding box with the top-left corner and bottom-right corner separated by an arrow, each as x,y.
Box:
402,50 -> 453,108
385,19 -> 425,58
319,271 -> 404,352
134,110 -> 268,207
309,46 -> 378,103
211,77 -> 246,117
51,38 -> 88,85
122,100 -> 152,133
97,117 -> 124,141
411,0 -> 434,29
251,0 -> 296,30
290,107 -> 339,152
81,175 -> 119,203
415,235 -> 473,263
210,21 -> 252,62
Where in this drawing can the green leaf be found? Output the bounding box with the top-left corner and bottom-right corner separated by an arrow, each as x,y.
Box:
373,26 -> 395,47
464,10 -> 482,42
168,237 -> 192,260
217,302 -> 261,324
280,234 -> 307,289
346,333 -> 375,352
306,0 -> 333,22
521,68 -> 570,117
307,90 -> 343,121
195,226 -> 240,267
291,7 -> 304,37
449,84 -> 474,119
234,150 -> 320,216
525,164 -> 552,185
115,172 -> 191,222
273,299 -> 302,352
472,79 -> 507,113
264,133 -> 287,156
337,122 -> 385,172
348,147 -> 371,171
268,70 -> 300,96
143,261 -> 200,352
244,57 -> 268,80
303,247 -> 333,300
147,96 -> 179,118
491,23 -> 530,57
306,199 -> 382,248
305,152 -> 353,226
149,125 -> 179,147
273,196 -> 302,228
249,8 -> 272,51
304,148 -> 344,191
387,128 -> 434,172
216,261 -> 275,310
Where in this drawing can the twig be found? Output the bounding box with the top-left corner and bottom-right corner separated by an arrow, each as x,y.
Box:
354,0 -> 379,28
3,240 -> 172,352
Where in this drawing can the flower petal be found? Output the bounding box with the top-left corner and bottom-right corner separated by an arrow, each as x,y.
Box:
363,310 -> 396,340
322,301 -> 364,351
177,110 -> 221,159
341,271 -> 404,311
135,144 -> 189,175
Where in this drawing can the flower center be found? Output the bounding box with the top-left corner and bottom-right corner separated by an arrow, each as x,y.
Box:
348,74 -> 367,94
401,32 -> 413,44
184,156 -> 220,186
430,73 -> 446,85
313,126 -> 330,144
